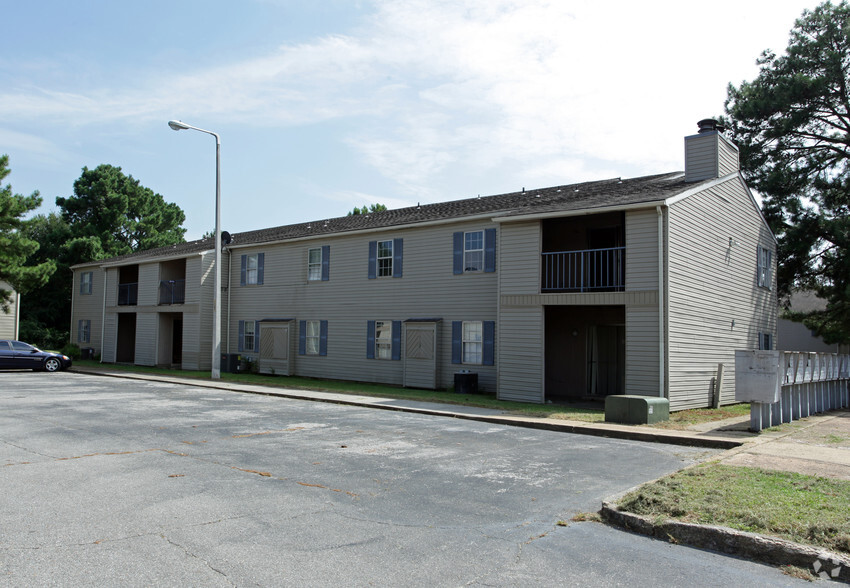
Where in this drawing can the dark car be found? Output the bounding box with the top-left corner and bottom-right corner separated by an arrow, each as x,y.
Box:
0,340 -> 72,372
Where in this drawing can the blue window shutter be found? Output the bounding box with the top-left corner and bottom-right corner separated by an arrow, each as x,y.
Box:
393,238 -> 403,278
299,320 -> 306,355
77,320 -> 83,343
366,320 -> 376,358
240,255 -> 247,286
254,321 -> 260,351
320,320 -> 328,356
391,320 -> 401,360
453,232 -> 464,274
368,241 -> 377,279
451,321 -> 462,364
85,320 -> 91,343
483,321 -> 495,366
321,245 -> 330,281
238,320 -> 245,352
484,228 -> 496,273
257,253 -> 264,285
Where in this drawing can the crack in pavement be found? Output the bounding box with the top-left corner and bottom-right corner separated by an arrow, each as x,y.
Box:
160,534 -> 237,586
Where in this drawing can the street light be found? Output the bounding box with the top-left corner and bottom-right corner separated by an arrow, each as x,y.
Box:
168,120 -> 222,379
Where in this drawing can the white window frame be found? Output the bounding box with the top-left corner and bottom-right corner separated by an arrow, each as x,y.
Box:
757,246 -> 772,290
244,320 -> 256,352
377,240 -> 393,277
462,321 -> 483,365
246,254 -> 259,285
305,320 -> 320,355
759,332 -> 773,351
464,231 -> 484,272
308,248 -> 322,281
375,320 -> 392,359
80,272 -> 93,295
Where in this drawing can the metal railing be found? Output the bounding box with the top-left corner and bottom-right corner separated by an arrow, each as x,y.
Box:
742,351 -> 850,432
158,279 -> 186,305
117,282 -> 138,306
542,247 -> 625,292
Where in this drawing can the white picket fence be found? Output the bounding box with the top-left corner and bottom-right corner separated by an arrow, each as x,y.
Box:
736,351 -> 850,432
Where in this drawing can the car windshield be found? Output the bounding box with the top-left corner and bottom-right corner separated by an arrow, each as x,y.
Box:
10,341 -> 37,352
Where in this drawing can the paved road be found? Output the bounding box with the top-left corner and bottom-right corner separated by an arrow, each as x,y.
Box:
0,372 -> 807,586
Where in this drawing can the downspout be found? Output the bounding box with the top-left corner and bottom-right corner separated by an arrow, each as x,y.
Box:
100,268 -> 106,363
14,287 -> 20,340
226,248 -> 232,354
656,205 -> 665,398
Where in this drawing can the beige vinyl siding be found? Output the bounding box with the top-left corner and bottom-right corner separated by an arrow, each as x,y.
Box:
138,262 -> 159,306
69,268 -> 105,353
134,312 -> 157,366
498,221 -> 540,296
625,208 -> 660,291
0,280 -> 19,339
718,137 -> 740,177
684,133 -> 719,182
181,312 -> 201,370
196,253 -> 215,371
497,305 -> 544,402
224,220 -> 499,391
667,176 -> 777,410
625,305 -> 660,395
102,313 -> 117,363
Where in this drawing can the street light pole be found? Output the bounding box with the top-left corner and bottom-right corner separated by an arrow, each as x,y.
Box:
168,120 -> 222,379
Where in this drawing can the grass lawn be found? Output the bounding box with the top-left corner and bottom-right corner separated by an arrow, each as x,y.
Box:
616,462 -> 850,555
71,361 -> 750,428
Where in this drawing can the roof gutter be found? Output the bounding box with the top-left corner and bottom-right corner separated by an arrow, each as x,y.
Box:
490,200 -> 667,224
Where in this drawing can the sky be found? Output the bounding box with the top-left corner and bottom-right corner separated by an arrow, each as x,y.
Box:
1,0 -> 825,241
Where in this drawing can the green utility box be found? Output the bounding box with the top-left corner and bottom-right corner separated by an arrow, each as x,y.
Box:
604,395 -> 670,425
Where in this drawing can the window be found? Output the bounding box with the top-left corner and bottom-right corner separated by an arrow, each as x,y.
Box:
377,241 -> 393,277
368,239 -> 403,279
306,320 -> 320,354
453,229 -> 496,274
759,332 -> 773,351
240,253 -> 264,286
366,320 -> 400,360
464,231 -> 484,272
308,246 -> 330,281
238,320 -> 260,352
375,320 -> 392,359
757,246 -> 772,289
77,320 -> 91,343
462,321 -> 482,364
244,321 -> 256,351
80,272 -> 93,295
452,320 -> 495,365
299,320 -> 328,356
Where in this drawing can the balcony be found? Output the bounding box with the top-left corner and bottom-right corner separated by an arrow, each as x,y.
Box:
159,279 -> 186,305
542,247 -> 625,292
118,282 -> 138,306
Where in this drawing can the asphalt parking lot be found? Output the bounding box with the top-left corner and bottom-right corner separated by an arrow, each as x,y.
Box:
0,372 -> 809,586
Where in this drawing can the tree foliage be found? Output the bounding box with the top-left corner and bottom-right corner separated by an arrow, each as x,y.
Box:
0,155 -> 55,312
724,1 -> 850,343
56,164 -> 187,260
348,203 -> 387,216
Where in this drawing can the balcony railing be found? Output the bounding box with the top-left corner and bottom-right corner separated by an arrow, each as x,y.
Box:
117,282 -> 138,306
542,247 -> 625,292
159,279 -> 186,305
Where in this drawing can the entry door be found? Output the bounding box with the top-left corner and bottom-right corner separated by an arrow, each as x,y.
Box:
403,322 -> 439,389
587,325 -> 625,396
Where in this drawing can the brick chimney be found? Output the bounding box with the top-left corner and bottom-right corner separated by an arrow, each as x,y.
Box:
684,118 -> 740,182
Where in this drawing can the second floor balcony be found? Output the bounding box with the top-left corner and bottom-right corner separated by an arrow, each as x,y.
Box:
542,247 -> 625,293
158,279 -> 186,305
117,282 -> 138,306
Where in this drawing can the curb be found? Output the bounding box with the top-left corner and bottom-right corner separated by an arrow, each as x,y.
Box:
69,368 -> 743,450
601,502 -> 850,582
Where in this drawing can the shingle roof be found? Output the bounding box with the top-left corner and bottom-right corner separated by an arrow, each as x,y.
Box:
82,171 -> 692,267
